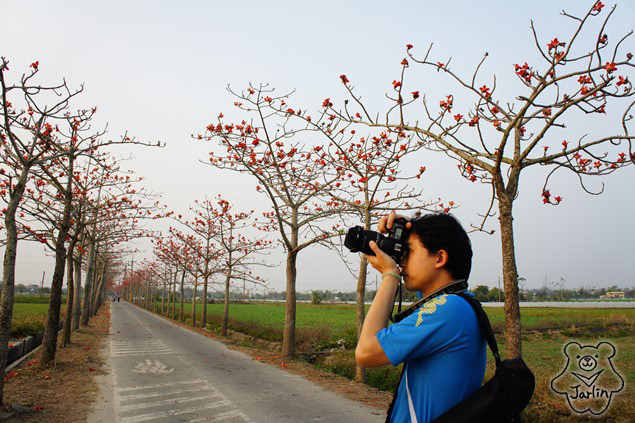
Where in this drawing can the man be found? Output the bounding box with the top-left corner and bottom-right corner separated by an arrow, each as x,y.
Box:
356,212 -> 486,422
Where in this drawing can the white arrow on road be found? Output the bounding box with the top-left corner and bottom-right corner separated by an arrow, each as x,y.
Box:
133,359 -> 175,374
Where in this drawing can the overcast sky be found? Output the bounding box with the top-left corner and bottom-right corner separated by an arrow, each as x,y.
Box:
1,0 -> 634,293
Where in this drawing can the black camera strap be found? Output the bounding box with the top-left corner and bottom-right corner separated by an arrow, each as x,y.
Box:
390,279 -> 468,323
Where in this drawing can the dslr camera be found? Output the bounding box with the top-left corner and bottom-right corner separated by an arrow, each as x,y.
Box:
344,218 -> 409,263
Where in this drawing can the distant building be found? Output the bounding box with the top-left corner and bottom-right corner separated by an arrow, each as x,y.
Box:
600,291 -> 625,299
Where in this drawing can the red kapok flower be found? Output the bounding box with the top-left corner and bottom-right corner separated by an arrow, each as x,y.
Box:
454,114 -> 463,122
593,1 -> 604,12
406,44 -> 413,50
340,74 -> 349,84
605,62 -> 617,74
547,38 -> 560,51
412,91 -> 420,99
30,61 -> 39,70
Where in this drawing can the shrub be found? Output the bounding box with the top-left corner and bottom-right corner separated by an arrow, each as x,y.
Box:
11,315 -> 45,339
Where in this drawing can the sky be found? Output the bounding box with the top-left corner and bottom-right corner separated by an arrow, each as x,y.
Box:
1,0 -> 634,293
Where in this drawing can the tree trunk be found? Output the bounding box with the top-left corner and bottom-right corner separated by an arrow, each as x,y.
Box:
355,256 -> 369,382
172,269 -> 177,319
41,155 -> 75,365
497,191 -> 522,359
62,252 -> 75,347
161,277 -> 166,316
72,252 -> 82,331
355,210 -> 371,382
282,250 -> 298,357
81,242 -> 96,326
202,273 -> 209,328
91,262 -> 102,316
192,275 -> 198,326
0,167 -> 29,405
179,270 -> 185,321
221,264 -> 232,337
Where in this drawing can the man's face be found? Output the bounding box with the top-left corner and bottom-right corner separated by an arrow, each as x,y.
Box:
400,234 -> 441,291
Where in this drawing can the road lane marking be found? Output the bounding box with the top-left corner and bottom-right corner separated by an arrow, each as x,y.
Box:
111,339 -> 172,357
187,409 -> 253,422
119,393 -> 223,412
118,380 -> 205,393
119,400 -> 232,422
119,386 -> 215,401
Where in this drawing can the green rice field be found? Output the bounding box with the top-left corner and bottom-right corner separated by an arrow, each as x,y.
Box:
153,300 -> 635,422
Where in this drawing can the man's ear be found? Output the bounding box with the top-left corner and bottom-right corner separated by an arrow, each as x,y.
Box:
434,250 -> 449,269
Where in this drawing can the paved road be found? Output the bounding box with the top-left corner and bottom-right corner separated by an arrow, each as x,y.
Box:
90,302 -> 385,423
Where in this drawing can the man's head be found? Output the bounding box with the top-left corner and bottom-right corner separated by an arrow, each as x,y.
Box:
400,213 -> 472,292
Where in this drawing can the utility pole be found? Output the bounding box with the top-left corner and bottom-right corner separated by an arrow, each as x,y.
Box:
40,271 -> 45,297
243,273 -> 246,301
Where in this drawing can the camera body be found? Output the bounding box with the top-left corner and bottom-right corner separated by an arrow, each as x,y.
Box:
344,218 -> 409,263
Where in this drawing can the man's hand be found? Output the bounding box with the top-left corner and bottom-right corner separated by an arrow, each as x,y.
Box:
363,241 -> 400,275
378,211 -> 412,234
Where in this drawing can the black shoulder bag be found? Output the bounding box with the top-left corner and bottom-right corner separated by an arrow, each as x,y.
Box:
431,293 -> 535,423
384,290 -> 535,422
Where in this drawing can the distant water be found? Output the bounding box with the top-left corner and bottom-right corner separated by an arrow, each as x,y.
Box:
261,299 -> 635,308
358,300 -> 635,308
481,301 -> 635,308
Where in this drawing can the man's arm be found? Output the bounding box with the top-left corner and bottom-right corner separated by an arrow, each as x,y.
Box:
355,241 -> 400,367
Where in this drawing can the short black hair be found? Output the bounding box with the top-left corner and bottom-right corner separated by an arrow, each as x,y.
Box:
409,212 -> 472,280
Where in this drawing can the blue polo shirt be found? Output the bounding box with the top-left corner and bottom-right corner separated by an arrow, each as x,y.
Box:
377,293 -> 486,422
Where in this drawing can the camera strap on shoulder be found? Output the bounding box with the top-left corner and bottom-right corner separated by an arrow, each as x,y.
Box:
390,279 -> 468,323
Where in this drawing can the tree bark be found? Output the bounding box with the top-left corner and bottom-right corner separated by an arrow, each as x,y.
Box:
0,167 -> 29,405
221,262 -> 232,337
282,250 -> 298,357
161,276 -> 166,316
90,263 -> 101,316
202,272 -> 209,328
41,154 -> 75,365
72,251 -> 82,331
497,189 -> 522,359
355,256 -> 369,382
62,252 -> 75,347
179,270 -> 185,321
172,269 -> 177,319
81,242 -> 96,326
355,210 -> 371,382
91,261 -> 102,316
192,275 -> 198,326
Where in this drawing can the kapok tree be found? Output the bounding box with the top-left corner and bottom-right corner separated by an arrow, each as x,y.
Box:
284,104 -> 442,381
331,1 -> 634,358
165,228 -> 203,324
0,58 -> 90,388
198,84 -> 351,357
169,199 -> 224,328
208,194 -> 271,336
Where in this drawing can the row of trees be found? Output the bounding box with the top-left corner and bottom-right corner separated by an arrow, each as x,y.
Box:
194,1 -> 633,372
0,58 -> 160,404
2,1 -> 632,393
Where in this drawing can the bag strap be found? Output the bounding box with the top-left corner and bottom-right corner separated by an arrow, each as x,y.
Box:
454,293 -> 502,365
385,364 -> 406,423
